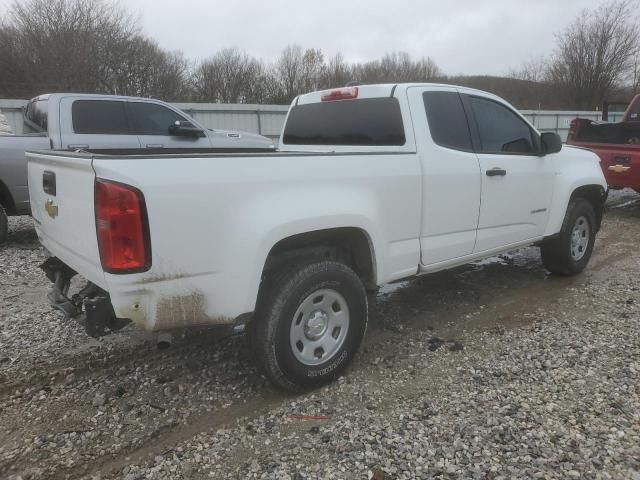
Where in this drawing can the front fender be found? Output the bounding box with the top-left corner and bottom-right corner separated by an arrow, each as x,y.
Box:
544,147 -> 607,237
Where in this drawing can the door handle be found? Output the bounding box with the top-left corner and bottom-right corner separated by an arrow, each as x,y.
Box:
486,168 -> 507,177
146,144 -> 164,148
67,144 -> 89,150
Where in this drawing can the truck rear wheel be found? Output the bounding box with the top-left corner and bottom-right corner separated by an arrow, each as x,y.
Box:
0,205 -> 7,244
541,198 -> 596,275
249,260 -> 368,391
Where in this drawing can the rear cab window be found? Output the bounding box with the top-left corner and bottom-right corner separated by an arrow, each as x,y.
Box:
23,99 -> 48,134
423,91 -> 472,151
282,97 -> 406,146
72,100 -> 129,134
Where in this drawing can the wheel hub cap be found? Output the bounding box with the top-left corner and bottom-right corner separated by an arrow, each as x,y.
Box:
289,289 -> 350,366
570,215 -> 590,261
305,310 -> 329,340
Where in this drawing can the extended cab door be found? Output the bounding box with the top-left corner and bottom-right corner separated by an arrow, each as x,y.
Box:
462,94 -> 555,253
407,87 -> 482,266
126,101 -> 212,151
59,98 -> 142,150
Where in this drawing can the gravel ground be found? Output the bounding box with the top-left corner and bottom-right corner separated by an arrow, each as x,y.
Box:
1,191 -> 639,480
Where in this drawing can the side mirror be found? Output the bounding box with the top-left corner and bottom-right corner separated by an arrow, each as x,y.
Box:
540,132 -> 562,155
168,121 -> 205,138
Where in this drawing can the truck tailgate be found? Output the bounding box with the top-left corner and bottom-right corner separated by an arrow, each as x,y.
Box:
571,142 -> 640,189
594,146 -> 640,189
27,151 -> 105,288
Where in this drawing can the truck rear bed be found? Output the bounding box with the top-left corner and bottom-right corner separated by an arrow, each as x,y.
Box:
27,147 -> 421,333
568,116 -> 640,191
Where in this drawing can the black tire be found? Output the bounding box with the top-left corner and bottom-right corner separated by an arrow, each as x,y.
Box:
541,198 -> 596,275
0,205 -> 7,244
248,260 -> 368,392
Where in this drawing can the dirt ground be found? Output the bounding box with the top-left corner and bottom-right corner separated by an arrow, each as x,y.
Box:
1,190 -> 639,479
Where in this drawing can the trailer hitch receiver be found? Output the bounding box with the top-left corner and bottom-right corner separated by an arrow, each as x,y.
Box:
40,257 -> 131,338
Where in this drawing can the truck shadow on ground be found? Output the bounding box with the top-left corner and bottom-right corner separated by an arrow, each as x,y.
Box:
1,217 -> 38,247
158,244 -> 556,391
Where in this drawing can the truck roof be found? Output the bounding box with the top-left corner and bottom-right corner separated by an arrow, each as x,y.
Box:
295,83 -> 504,105
30,93 -> 172,104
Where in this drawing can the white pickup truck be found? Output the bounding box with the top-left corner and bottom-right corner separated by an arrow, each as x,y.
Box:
27,84 -> 607,391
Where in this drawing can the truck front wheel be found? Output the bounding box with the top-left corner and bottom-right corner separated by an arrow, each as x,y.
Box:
541,198 -> 596,275
249,260 -> 368,391
0,205 -> 7,244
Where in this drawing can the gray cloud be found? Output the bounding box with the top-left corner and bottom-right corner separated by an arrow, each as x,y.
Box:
2,0 -> 609,75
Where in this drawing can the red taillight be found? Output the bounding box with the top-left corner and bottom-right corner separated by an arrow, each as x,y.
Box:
321,86 -> 358,102
95,179 -> 150,273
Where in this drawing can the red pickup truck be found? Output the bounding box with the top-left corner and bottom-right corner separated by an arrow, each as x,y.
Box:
567,95 -> 640,194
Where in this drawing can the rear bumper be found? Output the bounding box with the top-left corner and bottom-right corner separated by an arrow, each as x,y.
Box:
41,257 -> 130,337
603,175 -> 640,190
41,256 -> 244,335
106,279 -> 241,332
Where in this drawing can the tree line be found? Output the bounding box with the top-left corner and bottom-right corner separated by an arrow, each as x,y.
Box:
1,0 -> 639,109
0,0 -> 440,103
510,0 -> 640,110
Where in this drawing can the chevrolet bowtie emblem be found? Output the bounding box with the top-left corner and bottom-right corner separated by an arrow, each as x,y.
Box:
45,199 -> 58,219
608,164 -> 631,173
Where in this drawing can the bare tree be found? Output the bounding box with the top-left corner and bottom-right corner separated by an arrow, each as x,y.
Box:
300,48 -> 326,93
153,51 -> 192,101
269,45 -> 332,103
0,18 -> 26,97
629,53 -> 640,94
0,0 -> 192,100
509,56 -> 548,83
0,0 -> 139,97
107,36 -> 190,100
192,47 -> 264,103
351,52 -> 440,84
274,44 -> 304,101
548,0 -> 640,109
381,52 -> 440,82
0,0 -> 449,105
323,52 -> 353,88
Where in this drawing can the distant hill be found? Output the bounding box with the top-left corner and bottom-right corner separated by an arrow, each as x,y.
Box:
436,75 -> 636,111
436,75 -> 566,110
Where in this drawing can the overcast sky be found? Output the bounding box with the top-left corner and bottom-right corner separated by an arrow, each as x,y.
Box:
2,0 -> 611,75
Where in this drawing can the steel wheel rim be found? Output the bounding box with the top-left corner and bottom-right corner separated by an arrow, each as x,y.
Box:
289,288 -> 350,366
570,215 -> 590,261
